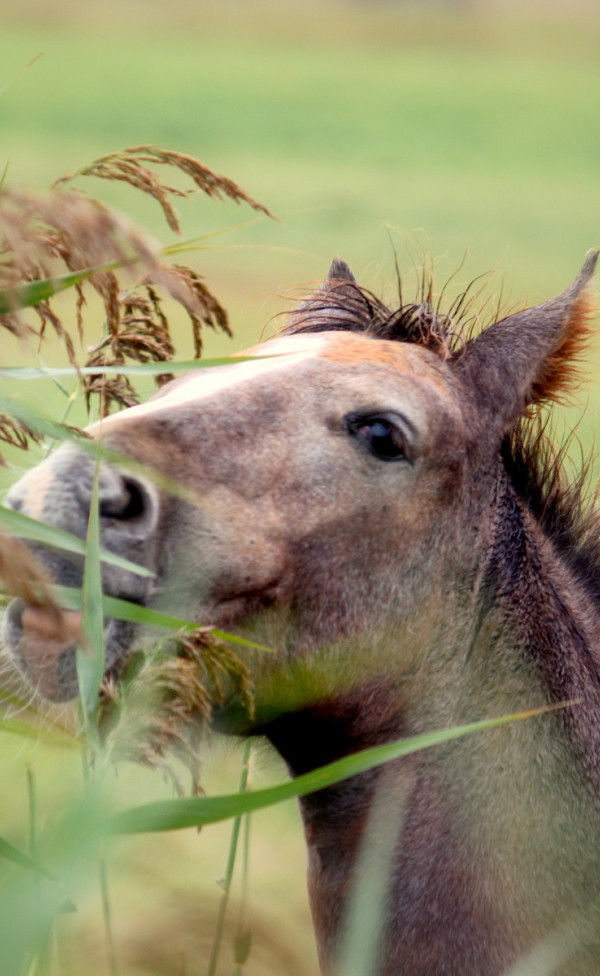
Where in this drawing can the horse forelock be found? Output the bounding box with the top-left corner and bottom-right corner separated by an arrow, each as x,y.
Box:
283,278 -> 455,357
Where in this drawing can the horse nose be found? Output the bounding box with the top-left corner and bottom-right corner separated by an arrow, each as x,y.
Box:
5,447 -> 159,543
84,467 -> 159,539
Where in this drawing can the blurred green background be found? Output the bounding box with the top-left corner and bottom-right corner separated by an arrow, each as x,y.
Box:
1,1 -> 599,973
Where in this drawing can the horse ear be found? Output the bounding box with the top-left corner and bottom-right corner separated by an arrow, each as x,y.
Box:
454,252 -> 598,431
286,258 -> 361,333
326,258 -> 356,284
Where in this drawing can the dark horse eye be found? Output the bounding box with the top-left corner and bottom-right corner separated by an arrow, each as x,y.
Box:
345,412 -> 411,462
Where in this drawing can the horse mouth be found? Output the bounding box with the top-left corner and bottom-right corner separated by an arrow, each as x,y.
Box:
3,597 -> 136,702
3,573 -> 281,703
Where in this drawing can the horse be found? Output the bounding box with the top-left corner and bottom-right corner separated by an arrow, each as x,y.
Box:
3,252 -> 600,975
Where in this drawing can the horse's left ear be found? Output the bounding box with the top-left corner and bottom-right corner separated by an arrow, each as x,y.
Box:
326,258 -> 356,284
286,259 -> 361,333
454,251 -> 598,431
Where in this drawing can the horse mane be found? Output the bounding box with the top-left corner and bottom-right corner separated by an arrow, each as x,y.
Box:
501,421 -> 600,606
284,273 -> 600,603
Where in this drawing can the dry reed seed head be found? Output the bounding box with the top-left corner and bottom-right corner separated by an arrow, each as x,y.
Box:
144,284 -> 169,331
84,374 -> 140,416
35,299 -> 78,366
0,309 -> 29,338
0,186 -> 164,360
142,285 -> 175,384
81,267 -> 229,416
98,628 -> 253,792
92,270 -> 122,338
1,154 -> 243,380
53,146 -> 275,232
37,230 -> 88,339
98,659 -> 210,795
164,265 -> 231,357
68,158 -> 183,234
0,149 -> 260,451
120,290 -> 176,361
0,414 -> 43,460
83,281 -> 181,414
1,188 -> 160,272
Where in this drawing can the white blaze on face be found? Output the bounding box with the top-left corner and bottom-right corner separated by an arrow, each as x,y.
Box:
88,334 -> 329,432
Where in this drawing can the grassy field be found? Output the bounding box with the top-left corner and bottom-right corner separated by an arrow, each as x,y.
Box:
1,2 -> 600,974
2,2 -> 600,305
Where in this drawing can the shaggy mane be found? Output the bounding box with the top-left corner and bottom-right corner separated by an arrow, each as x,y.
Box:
502,421 -> 600,605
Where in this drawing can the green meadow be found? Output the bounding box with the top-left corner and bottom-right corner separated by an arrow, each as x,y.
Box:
2,2 -> 600,304
1,2 -> 600,973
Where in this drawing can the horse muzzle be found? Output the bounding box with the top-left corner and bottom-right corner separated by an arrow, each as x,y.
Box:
2,443 -> 160,700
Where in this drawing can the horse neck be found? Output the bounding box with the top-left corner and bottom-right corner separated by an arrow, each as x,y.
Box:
266,470 -> 600,776
264,473 -> 600,974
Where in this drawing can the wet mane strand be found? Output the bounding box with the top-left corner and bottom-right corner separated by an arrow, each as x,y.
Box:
284,276 -> 600,600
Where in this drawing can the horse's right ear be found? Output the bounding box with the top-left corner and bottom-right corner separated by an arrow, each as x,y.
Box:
453,252 -> 598,433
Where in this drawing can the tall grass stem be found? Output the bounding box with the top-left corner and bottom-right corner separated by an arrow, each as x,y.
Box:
233,749 -> 253,976
99,846 -> 119,976
206,739 -> 252,976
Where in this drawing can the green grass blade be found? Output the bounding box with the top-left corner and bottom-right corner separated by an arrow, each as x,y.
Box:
0,507 -> 154,579
76,459 -> 104,733
0,395 -> 209,506
0,52 -> 42,98
334,778 -> 404,976
209,629 -> 274,652
0,836 -> 55,881
0,717 -> 76,748
49,584 -> 272,652
0,357 -> 252,381
0,394 -> 90,445
207,739 -> 252,976
101,594 -> 272,651
0,687 -> 30,708
104,707 -> 556,835
0,262 -> 120,314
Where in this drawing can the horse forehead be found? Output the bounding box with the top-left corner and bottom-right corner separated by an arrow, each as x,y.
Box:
245,330 -> 445,374
90,331 -> 452,431
317,332 -> 449,388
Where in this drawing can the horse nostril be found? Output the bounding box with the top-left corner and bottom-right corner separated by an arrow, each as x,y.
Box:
119,479 -> 147,520
100,477 -> 144,520
98,473 -> 157,531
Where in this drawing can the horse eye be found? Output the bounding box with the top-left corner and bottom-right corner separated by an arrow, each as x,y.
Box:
346,413 -> 409,462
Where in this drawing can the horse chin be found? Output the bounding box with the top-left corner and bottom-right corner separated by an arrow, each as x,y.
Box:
3,598 -> 137,703
3,598 -> 80,702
